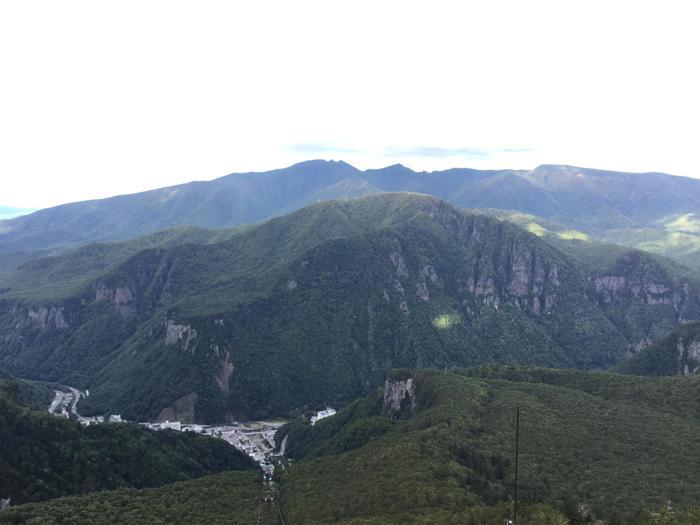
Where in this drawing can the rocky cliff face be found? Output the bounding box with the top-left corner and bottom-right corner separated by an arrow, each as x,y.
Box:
592,252 -> 699,315
613,321 -> 700,377
383,376 -> 416,415
164,320 -> 199,352
385,219 -> 565,318
677,338 -> 700,375
26,306 -> 69,330
462,245 -> 561,314
593,275 -> 694,313
3,194 -> 700,421
95,283 -> 136,318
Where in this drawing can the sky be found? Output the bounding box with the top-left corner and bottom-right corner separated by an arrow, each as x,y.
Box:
1,1 -> 699,208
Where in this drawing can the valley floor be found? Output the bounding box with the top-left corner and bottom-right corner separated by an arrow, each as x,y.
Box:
46,384 -> 285,476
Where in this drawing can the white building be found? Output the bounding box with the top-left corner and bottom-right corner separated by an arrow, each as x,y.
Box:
160,420 -> 181,431
109,414 -> 123,423
310,407 -> 336,426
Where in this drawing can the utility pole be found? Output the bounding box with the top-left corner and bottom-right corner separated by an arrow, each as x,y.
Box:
513,406 -> 520,525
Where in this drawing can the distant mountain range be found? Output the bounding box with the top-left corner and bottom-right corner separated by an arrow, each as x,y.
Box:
3,162 -> 700,522
1,194 -> 698,422
1,160 -> 699,268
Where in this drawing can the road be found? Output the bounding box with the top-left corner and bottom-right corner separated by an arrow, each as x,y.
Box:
47,390 -> 68,414
47,386 -> 84,420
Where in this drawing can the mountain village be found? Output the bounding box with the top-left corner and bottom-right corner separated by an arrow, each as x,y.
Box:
47,386 -> 335,477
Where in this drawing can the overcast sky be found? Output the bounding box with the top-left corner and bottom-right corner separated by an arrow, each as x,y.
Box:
1,1 -> 699,208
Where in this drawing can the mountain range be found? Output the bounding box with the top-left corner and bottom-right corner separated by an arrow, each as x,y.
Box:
1,193 -> 698,422
1,161 -> 700,268
3,160 -> 700,523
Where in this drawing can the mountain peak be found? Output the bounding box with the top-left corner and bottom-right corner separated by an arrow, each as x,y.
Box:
288,159 -> 358,170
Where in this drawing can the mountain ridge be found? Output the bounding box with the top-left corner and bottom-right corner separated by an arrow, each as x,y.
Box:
1,194 -> 698,422
2,160 -> 700,269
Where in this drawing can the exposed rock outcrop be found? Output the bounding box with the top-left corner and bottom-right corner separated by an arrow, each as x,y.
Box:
462,250 -> 559,314
27,306 -> 68,330
677,338 -> 700,375
389,250 -> 409,279
95,283 -> 136,317
215,350 -> 235,393
383,376 -> 416,414
164,320 -> 198,352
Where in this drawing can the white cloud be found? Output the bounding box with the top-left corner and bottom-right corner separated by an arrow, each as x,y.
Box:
0,0 -> 698,207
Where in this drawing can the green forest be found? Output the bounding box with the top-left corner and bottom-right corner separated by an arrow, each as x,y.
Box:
0,379 -> 256,505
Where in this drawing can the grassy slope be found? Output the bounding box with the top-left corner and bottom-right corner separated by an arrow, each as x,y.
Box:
279,368 -> 700,524
0,471 -> 261,525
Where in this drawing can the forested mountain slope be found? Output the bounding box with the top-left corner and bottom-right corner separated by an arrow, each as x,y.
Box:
1,194 -> 698,421
277,367 -> 700,524
2,161 -> 699,267
613,321 -> 700,376
0,379 -> 257,506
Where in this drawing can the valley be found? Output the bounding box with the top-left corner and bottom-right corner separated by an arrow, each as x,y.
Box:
2,168 -> 700,524
46,382 -> 284,476
3,1 -> 698,520
1,193 -> 698,425
4,366 -> 700,524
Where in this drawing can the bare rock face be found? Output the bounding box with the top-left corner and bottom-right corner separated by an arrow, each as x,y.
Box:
593,271 -> 694,314
387,241 -> 413,313
389,251 -> 409,279
165,320 -> 198,352
462,248 -> 559,315
677,338 -> 700,375
383,376 -> 416,414
27,306 -> 68,330
95,283 -> 136,317
422,265 -> 439,284
215,349 -> 235,393
632,337 -> 653,354
416,282 -> 430,302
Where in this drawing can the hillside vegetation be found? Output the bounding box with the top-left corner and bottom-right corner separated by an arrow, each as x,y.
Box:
2,161 -> 700,268
613,321 -> 700,376
3,368 -> 700,523
0,471 -> 261,525
278,367 -> 700,524
1,194 -> 698,422
0,379 -> 257,506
